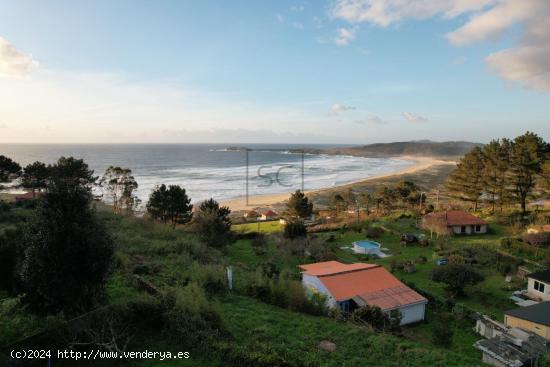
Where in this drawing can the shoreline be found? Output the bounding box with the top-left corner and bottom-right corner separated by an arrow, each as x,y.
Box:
221,156 -> 455,212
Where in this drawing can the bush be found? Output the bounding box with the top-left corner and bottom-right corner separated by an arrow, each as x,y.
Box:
163,283 -> 226,346
251,233 -> 268,255
366,226 -> 385,238
351,305 -> 401,331
283,220 -> 307,239
448,254 -> 465,265
431,313 -> 454,347
190,263 -> 228,295
431,264 -> 485,297
244,269 -> 327,316
415,256 -> 427,264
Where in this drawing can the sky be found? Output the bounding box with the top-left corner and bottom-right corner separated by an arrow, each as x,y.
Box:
0,0 -> 549,144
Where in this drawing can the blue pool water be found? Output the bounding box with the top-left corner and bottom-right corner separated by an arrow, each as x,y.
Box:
354,240 -> 380,249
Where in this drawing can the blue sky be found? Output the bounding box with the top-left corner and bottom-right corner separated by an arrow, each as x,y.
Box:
0,0 -> 549,143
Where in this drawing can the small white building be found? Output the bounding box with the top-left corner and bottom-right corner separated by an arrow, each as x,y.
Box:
526,270 -> 550,302
259,210 -> 278,221
299,261 -> 427,325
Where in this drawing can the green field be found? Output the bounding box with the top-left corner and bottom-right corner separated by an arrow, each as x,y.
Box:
232,220 -> 283,234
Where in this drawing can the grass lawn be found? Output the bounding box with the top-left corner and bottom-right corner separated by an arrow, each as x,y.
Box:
232,220 -> 282,234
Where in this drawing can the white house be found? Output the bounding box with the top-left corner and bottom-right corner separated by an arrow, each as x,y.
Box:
422,210 -> 488,235
526,270 -> 550,302
299,261 -> 427,325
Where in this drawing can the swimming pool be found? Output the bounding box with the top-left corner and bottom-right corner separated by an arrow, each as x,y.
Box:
352,240 -> 381,255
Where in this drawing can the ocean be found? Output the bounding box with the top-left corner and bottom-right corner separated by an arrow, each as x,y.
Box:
0,144 -> 414,204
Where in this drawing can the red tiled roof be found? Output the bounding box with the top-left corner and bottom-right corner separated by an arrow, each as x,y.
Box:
357,285 -> 426,310
543,224 -> 550,233
424,210 -> 487,226
262,210 -> 278,217
300,261 -> 427,309
299,261 -> 377,276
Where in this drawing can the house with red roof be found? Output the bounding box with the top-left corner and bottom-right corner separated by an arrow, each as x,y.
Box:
299,261 -> 427,325
422,210 -> 488,235
259,210 -> 278,221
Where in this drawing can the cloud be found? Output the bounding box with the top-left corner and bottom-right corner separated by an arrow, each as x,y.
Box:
291,5 -> 305,12
329,103 -> 356,115
334,27 -> 356,45
330,0 -> 495,26
275,13 -> 285,23
0,36 -> 39,78
330,0 -> 550,92
402,112 -> 428,122
355,115 -> 388,124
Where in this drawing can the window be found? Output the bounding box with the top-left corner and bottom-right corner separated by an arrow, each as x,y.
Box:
534,281 -> 545,293
475,225 -> 481,232
461,226 -> 466,233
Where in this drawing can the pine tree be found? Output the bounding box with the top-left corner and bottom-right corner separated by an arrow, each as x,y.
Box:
482,139 -> 510,212
445,147 -> 485,211
508,132 -> 547,214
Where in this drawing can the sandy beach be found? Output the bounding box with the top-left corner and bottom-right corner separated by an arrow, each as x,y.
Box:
221,156 -> 455,211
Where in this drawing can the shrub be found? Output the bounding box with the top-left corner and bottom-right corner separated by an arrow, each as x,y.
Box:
431,313 -> 454,347
351,305 -> 401,331
366,226 -> 385,238
283,220 -> 307,239
163,283 -> 226,346
190,263 -> 228,295
251,233 -> 268,255
431,264 -> 485,297
448,254 -> 465,265
307,239 -> 336,262
415,256 -> 427,264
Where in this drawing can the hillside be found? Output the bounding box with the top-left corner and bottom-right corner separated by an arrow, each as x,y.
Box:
327,140 -> 481,159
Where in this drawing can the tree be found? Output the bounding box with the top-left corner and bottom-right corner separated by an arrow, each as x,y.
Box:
286,190 -> 313,219
330,193 -> 347,214
482,139 -> 511,212
541,160 -> 550,192
342,188 -> 356,208
359,192 -> 372,215
446,147 -> 485,211
192,198 -> 231,247
508,132 -> 547,214
47,156 -> 97,194
283,219 -> 307,239
374,186 -> 398,213
100,166 -> 139,214
422,212 -> 450,238
21,161 -> 50,196
146,184 -> 193,227
431,264 -> 484,297
20,158 -> 113,313
395,181 -> 421,209
0,155 -> 21,182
